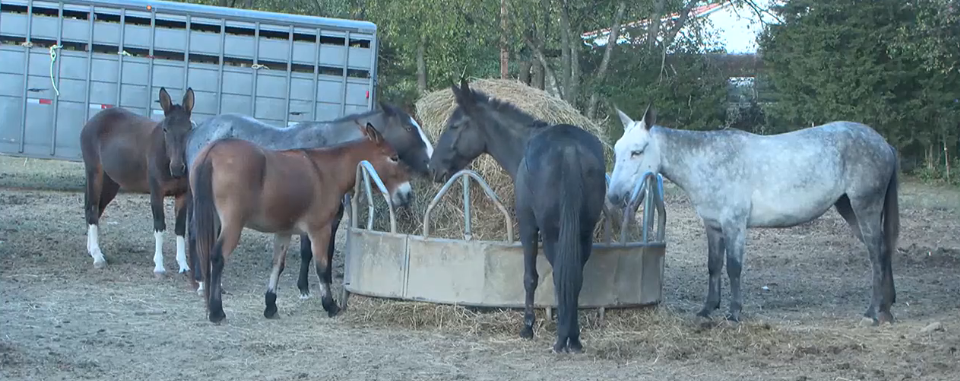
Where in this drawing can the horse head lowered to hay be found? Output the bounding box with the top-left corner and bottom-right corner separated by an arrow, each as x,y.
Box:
190,123 -> 414,323
80,87 -> 195,275
607,105 -> 900,325
183,103 -> 432,297
429,78 -> 607,354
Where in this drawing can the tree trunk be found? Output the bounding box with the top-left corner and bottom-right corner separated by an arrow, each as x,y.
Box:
559,0 -> 577,105
416,34 -> 427,94
586,1 -> 628,119
500,0 -> 510,79
944,134 -> 952,181
646,0 -> 665,48
531,60 -> 545,89
525,36 -> 561,96
244,0 -> 254,9
518,58 -> 533,85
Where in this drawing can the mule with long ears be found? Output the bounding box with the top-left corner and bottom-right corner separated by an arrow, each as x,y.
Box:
606,106 -> 899,325
191,123 -> 414,323
429,79 -> 606,353
80,87 -> 196,275
183,103 -> 433,296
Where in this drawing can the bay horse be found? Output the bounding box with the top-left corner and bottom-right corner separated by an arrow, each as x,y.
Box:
80,87 -> 195,275
183,103 -> 432,297
191,123 -> 414,323
429,79 -> 606,354
606,106 -> 899,325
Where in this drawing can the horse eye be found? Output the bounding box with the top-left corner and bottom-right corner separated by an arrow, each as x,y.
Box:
630,150 -> 643,157
390,155 -> 399,162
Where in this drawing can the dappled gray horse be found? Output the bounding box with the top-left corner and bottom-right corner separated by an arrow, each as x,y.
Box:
606,106 -> 899,325
184,103 -> 434,298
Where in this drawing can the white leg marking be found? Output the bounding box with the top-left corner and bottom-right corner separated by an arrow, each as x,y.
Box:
409,116 -> 434,158
87,224 -> 106,268
153,231 -> 165,275
319,282 -> 329,299
176,235 -> 189,273
197,281 -> 205,296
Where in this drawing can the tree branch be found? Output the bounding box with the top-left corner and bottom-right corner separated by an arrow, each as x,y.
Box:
522,30 -> 562,97
662,0 -> 698,49
586,1 -> 628,119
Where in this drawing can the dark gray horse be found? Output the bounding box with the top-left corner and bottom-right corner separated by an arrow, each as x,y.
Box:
184,103 -> 433,308
430,79 -> 607,353
606,106 -> 900,325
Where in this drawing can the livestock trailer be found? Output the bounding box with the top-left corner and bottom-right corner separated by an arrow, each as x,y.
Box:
0,0 -> 379,161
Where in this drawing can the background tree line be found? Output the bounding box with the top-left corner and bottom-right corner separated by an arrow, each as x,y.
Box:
177,0 -> 960,183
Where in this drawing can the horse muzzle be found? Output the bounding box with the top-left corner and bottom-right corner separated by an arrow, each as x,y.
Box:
169,162 -> 187,178
391,182 -> 414,208
606,191 -> 628,208
430,168 -> 450,184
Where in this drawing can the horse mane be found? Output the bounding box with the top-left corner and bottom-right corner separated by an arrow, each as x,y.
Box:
466,88 -> 549,130
327,108 -> 383,123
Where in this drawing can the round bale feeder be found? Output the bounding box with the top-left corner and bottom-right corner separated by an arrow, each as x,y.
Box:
340,162 -> 667,319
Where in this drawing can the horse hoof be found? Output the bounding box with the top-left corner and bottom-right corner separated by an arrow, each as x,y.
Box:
209,310 -> 226,324
551,343 -> 566,354
178,267 -> 190,274
726,313 -> 741,323
696,308 -> 712,319
154,270 -> 166,279
264,307 -> 279,319
877,311 -> 895,325
299,292 -> 311,300
567,339 -> 584,354
519,326 -> 534,340
93,259 -> 107,269
324,304 -> 341,318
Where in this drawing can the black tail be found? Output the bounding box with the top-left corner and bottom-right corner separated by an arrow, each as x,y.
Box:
191,150 -> 217,307
881,147 -> 900,304
555,152 -> 585,347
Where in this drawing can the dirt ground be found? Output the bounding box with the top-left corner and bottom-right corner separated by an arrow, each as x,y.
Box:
1,156 -> 959,381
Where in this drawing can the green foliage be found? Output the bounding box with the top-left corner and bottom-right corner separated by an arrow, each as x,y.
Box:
585,40 -> 729,138
758,0 -> 960,155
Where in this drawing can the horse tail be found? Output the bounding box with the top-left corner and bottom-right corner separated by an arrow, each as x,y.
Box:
881,146 -> 900,304
79,120 -> 103,224
555,149 -> 584,341
191,145 -> 218,306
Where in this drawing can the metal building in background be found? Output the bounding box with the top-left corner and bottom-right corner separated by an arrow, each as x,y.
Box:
0,0 -> 379,161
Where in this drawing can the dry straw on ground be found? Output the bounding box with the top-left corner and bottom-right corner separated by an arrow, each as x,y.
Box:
357,78 -> 647,242
342,294 -> 865,362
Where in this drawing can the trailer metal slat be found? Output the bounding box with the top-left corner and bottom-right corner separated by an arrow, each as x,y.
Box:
0,0 -> 378,162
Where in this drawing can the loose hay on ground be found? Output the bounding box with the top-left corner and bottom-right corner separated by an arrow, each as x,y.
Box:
361,79 -> 648,242
342,295 -> 866,362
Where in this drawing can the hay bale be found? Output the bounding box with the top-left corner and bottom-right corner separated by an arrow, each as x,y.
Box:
356,78 -> 644,242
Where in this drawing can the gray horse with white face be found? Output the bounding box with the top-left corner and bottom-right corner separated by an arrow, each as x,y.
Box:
183,103 -> 434,309
606,105 -> 900,325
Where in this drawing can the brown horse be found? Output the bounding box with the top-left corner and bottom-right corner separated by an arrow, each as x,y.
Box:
191,122 -> 413,323
80,87 -> 195,275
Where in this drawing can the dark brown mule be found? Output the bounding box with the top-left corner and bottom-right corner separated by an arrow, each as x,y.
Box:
191,123 -> 413,323
80,87 -> 196,275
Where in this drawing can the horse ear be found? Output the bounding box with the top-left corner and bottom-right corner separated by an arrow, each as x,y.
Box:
451,82 -> 470,107
364,123 -> 384,144
641,104 -> 656,130
460,77 -> 470,93
614,107 -> 634,129
182,88 -> 195,115
379,101 -> 394,116
158,87 -> 173,114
